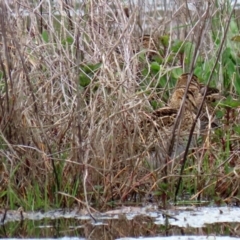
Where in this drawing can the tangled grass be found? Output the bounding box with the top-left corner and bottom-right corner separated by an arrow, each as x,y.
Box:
0,0 -> 240,211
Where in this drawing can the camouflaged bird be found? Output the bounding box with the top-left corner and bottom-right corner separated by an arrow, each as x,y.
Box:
141,73 -> 220,169
139,35 -> 159,61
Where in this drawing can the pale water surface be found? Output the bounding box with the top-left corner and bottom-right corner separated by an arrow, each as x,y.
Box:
1,206 -> 240,239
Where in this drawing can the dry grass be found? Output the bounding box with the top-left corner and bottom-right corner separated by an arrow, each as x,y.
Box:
0,0 -> 240,210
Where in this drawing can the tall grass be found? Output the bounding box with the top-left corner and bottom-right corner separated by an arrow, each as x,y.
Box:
0,0 -> 240,211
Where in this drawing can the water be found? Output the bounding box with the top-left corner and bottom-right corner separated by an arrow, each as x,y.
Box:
1,206 -> 240,239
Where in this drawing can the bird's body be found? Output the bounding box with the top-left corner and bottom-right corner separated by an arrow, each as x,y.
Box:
142,73 -> 219,169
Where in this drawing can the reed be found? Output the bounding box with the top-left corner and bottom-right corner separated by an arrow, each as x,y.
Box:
0,0 -> 239,211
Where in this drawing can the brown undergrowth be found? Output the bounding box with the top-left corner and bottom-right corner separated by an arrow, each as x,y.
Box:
0,1 -> 240,210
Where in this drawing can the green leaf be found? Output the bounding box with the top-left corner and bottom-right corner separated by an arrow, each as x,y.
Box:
184,42 -> 195,65
171,68 -> 183,79
152,55 -> 163,64
66,36 -> 74,44
158,75 -> 167,88
79,74 -> 91,87
42,31 -> 49,43
89,63 -> 101,71
138,52 -> 146,62
233,125 -> 240,135
62,36 -> 74,45
215,109 -> 224,119
226,59 -> 236,75
219,96 -> 240,108
150,100 -> 158,109
222,47 -> 231,61
165,54 -> 174,63
171,40 -> 185,54
160,35 -> 170,47
150,62 -> 160,71
82,63 -> 101,74
229,19 -> 239,35
141,68 -> 149,77
223,59 -> 236,90
82,63 -> 102,73
234,76 -> 240,95
194,67 -> 203,79
78,63 -> 101,87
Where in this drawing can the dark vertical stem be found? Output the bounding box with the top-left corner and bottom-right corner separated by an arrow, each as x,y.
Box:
64,0 -> 73,31
174,0 -> 238,203
174,2 -> 211,203
0,3 -> 12,113
40,0 -> 43,34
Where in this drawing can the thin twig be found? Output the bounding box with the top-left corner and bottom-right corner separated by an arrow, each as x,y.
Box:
174,0 -> 238,203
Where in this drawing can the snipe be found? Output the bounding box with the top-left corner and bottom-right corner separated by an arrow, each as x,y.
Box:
141,73 -> 219,169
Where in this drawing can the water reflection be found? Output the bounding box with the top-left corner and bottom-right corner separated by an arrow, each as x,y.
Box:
1,206 -> 240,238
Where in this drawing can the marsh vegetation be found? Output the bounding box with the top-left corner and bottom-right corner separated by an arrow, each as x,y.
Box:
0,0 -> 240,213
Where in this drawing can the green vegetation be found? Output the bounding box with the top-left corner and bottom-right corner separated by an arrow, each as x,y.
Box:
0,0 -> 240,211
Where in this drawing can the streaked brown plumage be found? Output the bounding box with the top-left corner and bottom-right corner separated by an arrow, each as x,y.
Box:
138,35 -> 160,61
140,35 -> 158,51
170,73 -> 220,131
142,73 -> 220,169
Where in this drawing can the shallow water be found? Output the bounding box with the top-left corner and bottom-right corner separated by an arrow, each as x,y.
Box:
1,206 -> 240,239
